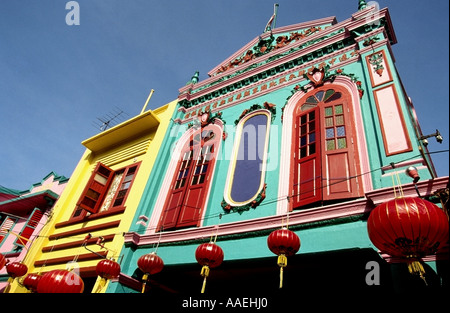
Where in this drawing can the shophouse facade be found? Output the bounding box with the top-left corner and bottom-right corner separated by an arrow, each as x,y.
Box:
109,2 -> 449,297
5,100 -> 177,293
1,172 -> 68,291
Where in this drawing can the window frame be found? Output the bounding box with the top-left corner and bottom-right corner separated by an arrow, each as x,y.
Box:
291,85 -> 362,209
223,109 -> 271,207
157,124 -> 222,231
70,162 -> 141,220
14,208 -> 44,247
0,216 -> 17,247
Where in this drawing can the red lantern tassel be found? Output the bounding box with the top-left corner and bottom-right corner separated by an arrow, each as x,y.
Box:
407,259 -> 427,286
277,254 -> 287,288
200,265 -> 210,293
141,273 -> 148,293
94,278 -> 107,293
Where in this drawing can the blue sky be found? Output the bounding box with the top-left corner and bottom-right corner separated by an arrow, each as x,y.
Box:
0,0 -> 448,190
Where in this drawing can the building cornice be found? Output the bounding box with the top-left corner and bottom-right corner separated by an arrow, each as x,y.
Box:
124,177 -> 448,249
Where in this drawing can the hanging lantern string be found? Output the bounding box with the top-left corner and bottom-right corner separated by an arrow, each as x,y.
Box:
390,162 -> 405,198
395,171 -> 405,198
211,213 -> 222,244
153,230 -> 163,254
391,173 -> 397,199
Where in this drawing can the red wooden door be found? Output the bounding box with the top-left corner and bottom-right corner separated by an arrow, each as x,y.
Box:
291,86 -> 362,209
292,107 -> 321,207
160,126 -> 219,231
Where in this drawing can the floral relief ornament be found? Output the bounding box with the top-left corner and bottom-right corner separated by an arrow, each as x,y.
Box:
290,66 -> 364,99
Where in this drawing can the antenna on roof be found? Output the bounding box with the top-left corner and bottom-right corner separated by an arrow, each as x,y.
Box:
92,107 -> 128,131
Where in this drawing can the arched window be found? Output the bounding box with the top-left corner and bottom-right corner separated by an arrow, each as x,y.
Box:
158,124 -> 222,231
291,85 -> 362,209
224,110 -> 271,207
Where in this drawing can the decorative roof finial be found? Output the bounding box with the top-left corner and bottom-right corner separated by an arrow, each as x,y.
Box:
358,0 -> 367,10
191,71 -> 199,84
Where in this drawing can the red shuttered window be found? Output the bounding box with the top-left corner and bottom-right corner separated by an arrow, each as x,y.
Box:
0,217 -> 16,245
71,162 -> 140,219
76,163 -> 114,214
159,125 -> 221,231
291,85 -> 362,210
15,208 -> 44,246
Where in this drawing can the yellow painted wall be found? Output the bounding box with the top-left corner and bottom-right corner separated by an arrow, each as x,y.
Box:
9,100 -> 177,293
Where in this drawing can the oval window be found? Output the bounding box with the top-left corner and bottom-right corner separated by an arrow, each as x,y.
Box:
224,110 -> 271,206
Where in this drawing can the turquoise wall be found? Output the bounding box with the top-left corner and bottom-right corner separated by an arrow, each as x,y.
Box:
108,218 -> 376,293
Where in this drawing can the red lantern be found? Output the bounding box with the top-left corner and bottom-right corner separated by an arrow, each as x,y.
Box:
94,258 -> 120,293
96,258 -> 121,280
195,242 -> 224,293
6,262 -> 28,279
0,254 -> 6,270
137,252 -> 164,293
22,273 -> 42,293
37,269 -> 84,293
267,228 -> 301,288
367,197 -> 449,283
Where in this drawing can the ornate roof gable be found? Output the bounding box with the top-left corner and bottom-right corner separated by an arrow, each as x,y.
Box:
178,5 -> 396,111
208,17 -> 337,77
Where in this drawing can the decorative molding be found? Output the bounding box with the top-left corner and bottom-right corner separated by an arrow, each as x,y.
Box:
178,45 -> 361,124
233,102 -> 276,125
178,7 -> 396,112
126,197 -> 372,249
373,84 -> 413,156
208,16 -> 338,77
365,50 -> 393,88
365,176 -> 449,205
213,26 -> 325,76
124,178 -> 448,249
222,184 -> 267,214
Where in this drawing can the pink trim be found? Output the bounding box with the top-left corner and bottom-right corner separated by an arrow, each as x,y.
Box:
373,84 -> 412,156
380,158 -> 425,172
365,176 -> 449,205
348,7 -> 397,44
126,197 -> 371,248
125,177 -> 448,248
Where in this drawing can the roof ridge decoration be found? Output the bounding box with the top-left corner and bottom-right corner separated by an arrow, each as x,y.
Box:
213,25 -> 326,77
208,17 -> 338,77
